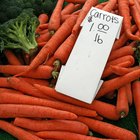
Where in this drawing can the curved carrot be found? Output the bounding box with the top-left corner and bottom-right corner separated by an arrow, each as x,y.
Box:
116,86 -> 129,118
102,0 -> 117,12
77,117 -> 137,140
48,0 -> 64,34
118,0 -> 140,41
0,92 -> 97,117
0,104 -> 77,119
132,80 -> 140,139
14,118 -> 89,135
72,0 -> 98,34
4,49 -> 22,65
96,68 -> 140,98
36,130 -> 116,140
0,120 -> 43,140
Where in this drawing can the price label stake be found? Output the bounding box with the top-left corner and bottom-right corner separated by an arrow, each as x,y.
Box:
55,7 -> 123,104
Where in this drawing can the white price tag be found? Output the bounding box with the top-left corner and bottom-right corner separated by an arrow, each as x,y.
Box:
55,7 -> 123,103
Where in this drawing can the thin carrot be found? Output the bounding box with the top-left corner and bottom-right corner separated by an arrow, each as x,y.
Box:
118,0 -> 140,40
36,130 -> 116,140
0,120 -> 43,140
0,104 -> 77,119
38,13 -> 49,24
108,45 -> 136,61
132,80 -> 140,139
112,25 -> 137,51
96,68 -> 140,98
77,116 -> 137,140
48,0 -> 64,34
72,0 -> 98,34
102,0 -> 117,12
34,84 -> 120,120
45,33 -> 77,66
0,65 -> 54,79
116,86 -> 129,118
17,15 -> 78,76
0,92 -> 97,117
14,118 -> 89,134
4,49 -> 22,65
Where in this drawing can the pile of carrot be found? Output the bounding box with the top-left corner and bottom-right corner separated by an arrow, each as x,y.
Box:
1,0 -> 140,139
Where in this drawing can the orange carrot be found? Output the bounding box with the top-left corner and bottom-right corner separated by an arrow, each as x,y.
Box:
34,84 -> 120,120
96,68 -> 140,98
118,0 -> 140,40
77,117 -> 137,140
46,33 -> 77,66
61,3 -> 75,15
18,15 -> 78,76
36,130 -> 116,140
48,0 -> 64,34
38,23 -> 48,30
0,120 -> 43,140
38,13 -> 49,24
37,42 -> 47,48
0,65 -> 54,79
116,86 -> 129,118
14,118 -> 89,135
0,87 -> 23,94
0,77 -> 11,88
4,49 -> 22,65
0,104 -> 77,119
37,29 -> 50,35
112,25 -> 137,51
132,80 -> 140,139
72,0 -> 98,34
0,92 -> 97,117
129,0 -> 135,5
102,0 -> 117,12
108,45 -> 136,61
36,31 -> 51,43
125,83 -> 133,106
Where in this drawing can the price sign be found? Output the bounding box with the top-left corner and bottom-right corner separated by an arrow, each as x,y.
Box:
55,7 -> 123,103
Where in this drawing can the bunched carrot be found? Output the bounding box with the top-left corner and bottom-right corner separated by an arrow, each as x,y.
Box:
48,0 -> 64,34
0,65 -> 54,79
0,104 -> 77,119
13,118 -> 89,135
0,92 -> 97,117
0,120 -> 43,140
116,86 -> 129,118
77,117 -> 136,140
35,130 -> 116,140
132,80 -> 140,139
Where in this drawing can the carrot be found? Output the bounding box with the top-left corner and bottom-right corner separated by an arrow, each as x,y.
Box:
64,0 -> 86,4
4,49 -> 22,65
61,3 -> 75,15
37,42 -> 47,48
0,65 -> 54,79
77,117 -> 137,140
17,15 -> 78,76
72,0 -> 98,34
0,120 -> 43,140
95,1 -> 108,9
116,86 -> 129,118
36,130 -> 116,140
134,0 -> 140,11
118,0 -> 140,41
0,87 -> 23,94
112,25 -> 137,51
102,0 -> 117,12
129,0 -> 135,5
37,29 -> 50,35
7,77 -> 48,98
108,45 -> 136,61
36,31 -> 51,43
106,55 -> 135,67
34,85 -> 120,120
0,77 -> 11,88
19,77 -> 49,86
48,0 -> 64,34
45,33 -> 77,66
132,80 -> 140,139
110,65 -> 140,76
14,118 -> 89,134
96,68 -> 140,98
0,104 -> 77,119
38,23 -> 48,30
38,13 -> 49,24
0,92 -> 97,117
